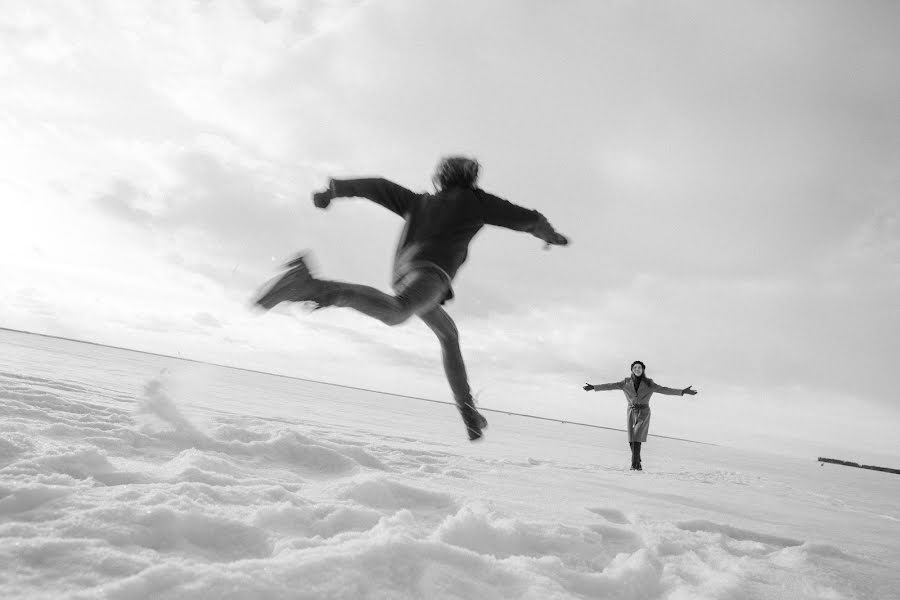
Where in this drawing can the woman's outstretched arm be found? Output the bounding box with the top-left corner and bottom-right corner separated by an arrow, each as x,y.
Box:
651,382 -> 698,396
583,381 -> 624,392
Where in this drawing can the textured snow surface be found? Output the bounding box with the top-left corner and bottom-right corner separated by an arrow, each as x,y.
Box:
1,330 -> 897,599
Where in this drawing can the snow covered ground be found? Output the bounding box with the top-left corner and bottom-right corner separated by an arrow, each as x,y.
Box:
1,329 -> 897,599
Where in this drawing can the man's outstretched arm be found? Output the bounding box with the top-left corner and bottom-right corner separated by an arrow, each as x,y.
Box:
312,178 -> 418,217
478,191 -> 569,248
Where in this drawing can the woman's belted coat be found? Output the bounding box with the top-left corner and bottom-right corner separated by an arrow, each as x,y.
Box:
592,377 -> 683,442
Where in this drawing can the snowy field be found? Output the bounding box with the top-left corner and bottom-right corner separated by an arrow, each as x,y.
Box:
1,329 -> 898,599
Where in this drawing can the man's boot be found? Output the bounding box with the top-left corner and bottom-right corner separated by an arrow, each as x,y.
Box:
457,398 -> 487,441
254,254 -> 334,310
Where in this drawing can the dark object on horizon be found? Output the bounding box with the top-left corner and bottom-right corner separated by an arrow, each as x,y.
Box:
818,457 -> 900,475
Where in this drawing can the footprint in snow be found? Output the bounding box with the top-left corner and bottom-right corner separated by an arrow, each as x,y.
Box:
587,507 -> 631,525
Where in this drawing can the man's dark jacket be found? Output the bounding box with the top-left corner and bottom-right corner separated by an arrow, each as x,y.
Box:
330,178 -> 544,299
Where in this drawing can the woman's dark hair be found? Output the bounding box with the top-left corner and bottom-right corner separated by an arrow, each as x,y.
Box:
433,156 -> 480,190
630,360 -> 646,371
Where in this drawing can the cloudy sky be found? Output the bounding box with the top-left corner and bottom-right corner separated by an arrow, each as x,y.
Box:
2,0 -> 898,460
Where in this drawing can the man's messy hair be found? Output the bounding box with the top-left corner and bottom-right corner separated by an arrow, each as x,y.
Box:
433,156 -> 480,190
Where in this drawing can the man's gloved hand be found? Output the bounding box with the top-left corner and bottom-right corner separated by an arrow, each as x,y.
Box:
532,215 -> 569,248
583,383 -> 594,391
312,188 -> 333,209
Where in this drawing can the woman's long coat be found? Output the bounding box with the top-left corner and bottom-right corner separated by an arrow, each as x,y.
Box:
592,377 -> 683,442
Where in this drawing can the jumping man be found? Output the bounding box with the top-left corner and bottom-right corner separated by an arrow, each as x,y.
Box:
254,156 -> 569,441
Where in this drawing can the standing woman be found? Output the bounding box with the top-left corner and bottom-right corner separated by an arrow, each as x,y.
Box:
583,361 -> 697,470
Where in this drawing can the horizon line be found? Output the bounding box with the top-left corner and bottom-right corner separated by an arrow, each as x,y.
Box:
0,325 -> 717,446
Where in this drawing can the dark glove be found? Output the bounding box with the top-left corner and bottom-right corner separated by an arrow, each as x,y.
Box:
532,215 -> 569,247
583,383 -> 594,391
312,188 -> 332,209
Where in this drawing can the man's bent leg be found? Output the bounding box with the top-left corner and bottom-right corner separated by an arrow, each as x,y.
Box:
419,306 -> 471,402
327,270 -> 447,326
